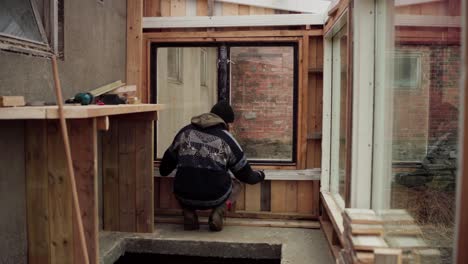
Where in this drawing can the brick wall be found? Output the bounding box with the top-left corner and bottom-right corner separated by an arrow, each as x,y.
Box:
230,47 -> 294,159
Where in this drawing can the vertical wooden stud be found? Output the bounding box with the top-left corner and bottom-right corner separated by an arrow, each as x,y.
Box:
26,120 -> 50,264
260,181 -> 271,211
47,121 -> 73,264
245,183 -> 261,211
70,119 -> 98,264
271,181 -> 287,212
127,0 -> 143,99
102,119 -> 120,231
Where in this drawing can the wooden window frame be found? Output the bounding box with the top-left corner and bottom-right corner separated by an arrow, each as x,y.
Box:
150,41 -> 299,165
142,31 -> 320,170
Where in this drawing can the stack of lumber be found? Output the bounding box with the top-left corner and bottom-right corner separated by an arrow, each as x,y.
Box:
338,209 -> 387,264
378,210 -> 440,264
0,96 -> 25,107
338,209 -> 440,264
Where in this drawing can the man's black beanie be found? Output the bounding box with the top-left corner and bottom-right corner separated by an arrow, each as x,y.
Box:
210,101 -> 235,124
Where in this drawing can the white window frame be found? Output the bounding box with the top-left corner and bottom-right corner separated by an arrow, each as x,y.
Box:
322,0 -> 376,210
322,10 -> 349,210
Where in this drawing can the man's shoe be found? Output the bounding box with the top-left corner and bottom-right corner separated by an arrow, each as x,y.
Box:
209,204 -> 226,232
183,208 -> 199,230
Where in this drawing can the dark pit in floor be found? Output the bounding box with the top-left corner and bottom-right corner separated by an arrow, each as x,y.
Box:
115,253 -> 280,264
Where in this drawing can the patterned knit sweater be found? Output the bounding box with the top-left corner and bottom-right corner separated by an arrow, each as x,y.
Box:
159,113 -> 264,209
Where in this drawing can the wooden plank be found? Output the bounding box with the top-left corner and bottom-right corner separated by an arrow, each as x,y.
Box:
297,181 -> 314,214
235,183 -> 246,210
238,4 -> 249,15
156,208 -> 318,220
144,0 -> 161,16
102,119 -> 120,231
0,96 -> 25,107
285,181 -> 298,212
271,181 -> 287,212
159,177 -> 172,209
222,2 -> 239,15
214,0 -> 331,14
169,178 -> 181,209
25,120 -> 50,264
127,0 -> 143,99
161,0 -> 171,16
154,177 -> 161,209
155,216 -> 320,229
196,0 -> 208,15
143,14 -> 326,28
135,121 -> 154,232
299,36 -> 309,169
245,183 -> 261,211
47,121 -> 73,264
144,29 -> 323,39
170,0 -> 186,16
118,120 -> 137,232
70,119 -> 98,264
260,181 -> 271,211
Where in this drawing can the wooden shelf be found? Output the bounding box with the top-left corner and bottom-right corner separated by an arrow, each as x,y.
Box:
0,104 -> 165,120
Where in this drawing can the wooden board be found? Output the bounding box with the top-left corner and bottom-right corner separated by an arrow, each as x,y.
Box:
70,119 -> 98,264
154,177 -> 161,209
270,181 -> 287,212
350,235 -> 388,251
260,181 -> 271,211
25,120 -> 50,264
170,0 -> 186,16
0,104 -> 165,120
235,182 -> 245,210
297,181 -> 314,214
161,0 -> 171,16
144,0 -> 161,16
196,0 -> 208,16
127,0 -> 144,99
0,96 -> 25,107
102,119 -> 120,231
118,120 -> 137,231
47,121 -> 73,264
159,177 -> 173,209
245,183 -> 261,211
155,216 -> 320,229
135,121 -> 154,232
374,248 -> 402,264
285,181 -> 298,212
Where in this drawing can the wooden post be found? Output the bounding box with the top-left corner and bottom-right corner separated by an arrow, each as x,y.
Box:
127,0 -> 144,99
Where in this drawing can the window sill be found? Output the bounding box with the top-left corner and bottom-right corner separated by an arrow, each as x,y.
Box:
154,168 -> 321,181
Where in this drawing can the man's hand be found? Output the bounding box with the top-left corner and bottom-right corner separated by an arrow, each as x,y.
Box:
257,170 -> 266,181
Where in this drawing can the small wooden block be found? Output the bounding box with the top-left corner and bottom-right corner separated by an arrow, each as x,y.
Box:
351,235 -> 388,251
355,252 -> 375,264
377,209 -> 415,225
385,236 -> 428,249
344,212 -> 383,225
412,249 -> 441,264
384,224 -> 422,236
350,223 -> 385,236
374,248 -> 402,264
0,96 -> 25,107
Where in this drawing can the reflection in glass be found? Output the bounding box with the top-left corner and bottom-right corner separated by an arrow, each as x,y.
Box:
156,47 -> 218,158
230,46 -> 294,161
376,1 -> 461,262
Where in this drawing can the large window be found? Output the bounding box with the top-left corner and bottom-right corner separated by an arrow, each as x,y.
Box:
373,0 -> 461,262
152,43 -> 298,163
0,0 -> 64,56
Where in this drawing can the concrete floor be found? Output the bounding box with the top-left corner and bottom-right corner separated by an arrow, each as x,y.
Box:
100,223 -> 334,264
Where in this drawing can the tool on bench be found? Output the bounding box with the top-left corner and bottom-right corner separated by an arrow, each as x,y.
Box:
65,80 -> 125,105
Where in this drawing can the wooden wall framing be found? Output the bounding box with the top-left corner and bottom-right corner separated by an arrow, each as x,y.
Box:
125,0 -> 325,219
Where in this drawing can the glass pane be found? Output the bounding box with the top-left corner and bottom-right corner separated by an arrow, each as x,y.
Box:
156,47 -> 218,158
330,24 -> 349,199
375,1 -> 461,262
230,46 -> 294,161
0,0 -> 43,42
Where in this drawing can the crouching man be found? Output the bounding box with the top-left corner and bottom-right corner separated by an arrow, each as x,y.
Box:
159,101 -> 265,231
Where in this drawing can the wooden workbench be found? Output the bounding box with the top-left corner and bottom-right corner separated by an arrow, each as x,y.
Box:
0,104 -> 164,264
